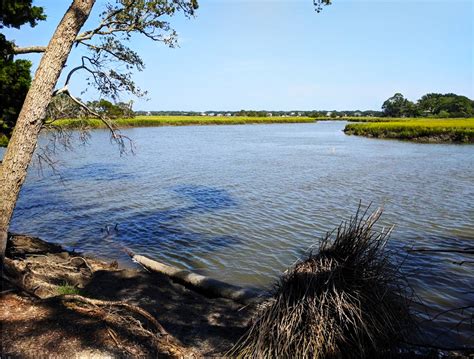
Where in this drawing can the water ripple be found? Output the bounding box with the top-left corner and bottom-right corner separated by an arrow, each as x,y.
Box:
3,122 -> 473,347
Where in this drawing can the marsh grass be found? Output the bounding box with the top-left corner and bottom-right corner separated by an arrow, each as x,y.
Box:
344,119 -> 474,143
52,115 -> 315,129
229,207 -> 415,358
315,116 -> 414,122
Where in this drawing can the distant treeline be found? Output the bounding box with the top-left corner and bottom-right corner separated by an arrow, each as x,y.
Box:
134,110 -> 384,118
135,93 -> 473,119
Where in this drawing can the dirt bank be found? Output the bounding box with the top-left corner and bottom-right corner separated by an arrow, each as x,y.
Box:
1,234 -> 253,358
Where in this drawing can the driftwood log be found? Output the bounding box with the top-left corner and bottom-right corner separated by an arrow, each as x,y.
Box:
129,253 -> 262,305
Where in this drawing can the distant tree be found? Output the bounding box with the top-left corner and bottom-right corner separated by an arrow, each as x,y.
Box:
436,94 -> 473,117
417,93 -> 473,117
87,99 -> 134,118
382,93 -> 416,117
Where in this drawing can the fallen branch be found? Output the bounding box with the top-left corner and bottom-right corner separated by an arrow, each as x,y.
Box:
128,251 -> 262,305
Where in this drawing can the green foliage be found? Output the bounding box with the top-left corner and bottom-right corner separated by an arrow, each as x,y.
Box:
417,93 -> 473,118
0,0 -> 45,29
56,283 -> 81,296
382,93 -> 473,119
0,37 -> 32,146
0,0 -> 45,146
438,110 -> 450,118
0,134 -> 9,147
382,93 -> 417,117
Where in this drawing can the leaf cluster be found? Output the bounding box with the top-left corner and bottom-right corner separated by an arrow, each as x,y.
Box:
313,0 -> 332,13
0,0 -> 45,29
0,0 -> 46,145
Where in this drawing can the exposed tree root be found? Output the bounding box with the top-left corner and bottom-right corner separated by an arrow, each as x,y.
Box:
45,294 -> 197,358
2,238 -> 198,358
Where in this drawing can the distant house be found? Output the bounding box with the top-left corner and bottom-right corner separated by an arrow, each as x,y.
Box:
354,111 -> 363,117
146,111 -> 152,116
208,113 -> 215,117
217,113 -> 223,117
200,112 -> 206,116
267,112 -> 273,117
225,113 -> 232,117
326,111 -> 332,117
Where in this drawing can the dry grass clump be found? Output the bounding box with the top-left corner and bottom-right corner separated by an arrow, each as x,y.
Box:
229,207 -> 414,358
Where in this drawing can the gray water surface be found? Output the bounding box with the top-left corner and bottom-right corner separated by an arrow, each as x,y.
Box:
2,121 -> 473,346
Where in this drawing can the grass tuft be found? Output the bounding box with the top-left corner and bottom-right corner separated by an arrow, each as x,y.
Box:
56,283 -> 81,296
229,206 -> 415,358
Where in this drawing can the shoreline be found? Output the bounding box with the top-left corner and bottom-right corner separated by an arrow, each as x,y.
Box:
2,234 -> 471,357
344,119 -> 474,144
1,234 -> 254,357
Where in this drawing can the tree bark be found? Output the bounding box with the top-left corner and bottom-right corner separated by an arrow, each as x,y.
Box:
0,0 -> 96,267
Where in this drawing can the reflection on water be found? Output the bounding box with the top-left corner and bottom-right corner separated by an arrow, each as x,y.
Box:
2,121 -> 473,346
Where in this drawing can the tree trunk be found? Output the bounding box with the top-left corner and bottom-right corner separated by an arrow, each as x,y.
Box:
0,0 -> 96,267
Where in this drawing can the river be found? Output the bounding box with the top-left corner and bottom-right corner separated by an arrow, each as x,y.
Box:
1,121 -> 473,346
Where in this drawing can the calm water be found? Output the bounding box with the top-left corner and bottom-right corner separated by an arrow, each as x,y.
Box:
2,121 -> 473,345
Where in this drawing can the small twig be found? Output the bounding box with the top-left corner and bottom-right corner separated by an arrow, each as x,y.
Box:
452,260 -> 474,266
0,289 -> 16,295
403,340 -> 474,352
407,248 -> 474,255
429,305 -> 473,322
106,326 -> 121,347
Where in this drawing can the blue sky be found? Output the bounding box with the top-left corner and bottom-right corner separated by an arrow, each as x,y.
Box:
4,0 -> 473,111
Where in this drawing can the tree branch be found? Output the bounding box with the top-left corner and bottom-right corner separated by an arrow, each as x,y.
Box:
53,88 -> 134,155
13,45 -> 47,54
